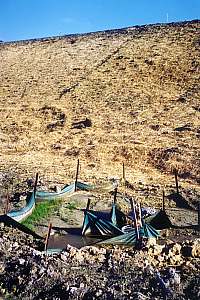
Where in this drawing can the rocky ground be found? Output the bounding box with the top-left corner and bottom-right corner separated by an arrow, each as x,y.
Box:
0,178 -> 199,299
0,223 -> 200,299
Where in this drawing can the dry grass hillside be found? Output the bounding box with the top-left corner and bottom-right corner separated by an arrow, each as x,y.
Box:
0,20 -> 199,192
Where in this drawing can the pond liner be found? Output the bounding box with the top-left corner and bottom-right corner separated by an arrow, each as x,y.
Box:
99,222 -> 159,246
7,191 -> 35,222
82,188 -> 126,237
36,181 -> 95,200
0,214 -> 43,239
110,203 -> 127,228
82,210 -> 123,236
145,210 -> 172,230
6,181 -> 94,223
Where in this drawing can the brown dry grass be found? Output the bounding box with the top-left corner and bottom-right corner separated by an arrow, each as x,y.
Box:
0,20 -> 199,193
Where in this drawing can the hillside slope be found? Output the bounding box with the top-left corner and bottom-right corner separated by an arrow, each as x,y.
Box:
0,20 -> 199,190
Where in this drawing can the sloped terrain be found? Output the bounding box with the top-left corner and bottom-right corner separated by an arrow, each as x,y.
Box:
0,20 -> 199,200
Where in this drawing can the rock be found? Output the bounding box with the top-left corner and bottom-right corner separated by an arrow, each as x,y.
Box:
19,258 -> 25,265
0,217 -> 200,299
191,239 -> 200,257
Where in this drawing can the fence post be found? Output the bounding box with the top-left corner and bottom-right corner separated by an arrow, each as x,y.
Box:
198,202 -> 200,231
162,190 -> 165,211
122,162 -> 126,196
75,159 -> 80,192
130,198 -> 139,240
138,202 -> 142,226
122,163 -> 125,182
174,169 -> 179,194
113,187 -> 117,204
45,223 -> 52,252
34,173 -> 39,197
86,198 -> 91,211
5,189 -> 10,214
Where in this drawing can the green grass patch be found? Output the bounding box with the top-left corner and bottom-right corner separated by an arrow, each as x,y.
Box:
22,198 -> 62,230
64,201 -> 77,211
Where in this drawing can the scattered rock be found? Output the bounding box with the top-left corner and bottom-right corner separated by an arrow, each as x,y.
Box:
71,118 -> 92,129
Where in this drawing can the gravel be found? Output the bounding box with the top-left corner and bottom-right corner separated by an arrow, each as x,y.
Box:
0,223 -> 200,299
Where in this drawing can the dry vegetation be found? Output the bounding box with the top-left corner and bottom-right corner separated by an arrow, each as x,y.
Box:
0,20 -> 199,193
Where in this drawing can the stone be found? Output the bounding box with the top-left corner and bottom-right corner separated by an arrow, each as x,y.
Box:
19,258 -> 25,265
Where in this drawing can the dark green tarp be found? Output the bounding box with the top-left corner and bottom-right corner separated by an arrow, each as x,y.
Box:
110,203 -> 126,228
36,181 -> 94,200
145,210 -> 172,229
82,210 -> 123,236
7,192 -> 35,222
99,222 -> 159,246
7,181 -> 95,222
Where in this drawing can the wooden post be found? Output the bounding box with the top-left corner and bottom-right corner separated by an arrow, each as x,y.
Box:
130,198 -> 134,211
138,202 -> 142,226
174,169 -> 179,194
113,187 -> 117,204
33,173 -> 39,197
162,190 -> 165,211
131,199 -> 139,240
198,202 -> 200,231
86,198 -> 91,211
134,209 -> 140,241
122,163 -> 125,183
5,190 -> 10,214
122,162 -> 126,196
75,159 -> 80,192
45,223 -> 52,252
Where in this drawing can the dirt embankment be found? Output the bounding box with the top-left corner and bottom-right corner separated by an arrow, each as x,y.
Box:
0,20 -> 199,190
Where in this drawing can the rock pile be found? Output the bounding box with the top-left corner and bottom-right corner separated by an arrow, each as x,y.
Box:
0,224 -> 200,299
144,238 -> 200,266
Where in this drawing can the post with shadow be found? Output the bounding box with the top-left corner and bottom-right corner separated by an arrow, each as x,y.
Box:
75,159 -> 80,192
45,223 -> 52,252
198,202 -> 200,231
174,169 -> 179,195
113,187 -> 117,204
34,173 -> 39,197
5,189 -> 10,214
130,198 -> 139,240
122,162 -> 126,195
162,190 -> 165,211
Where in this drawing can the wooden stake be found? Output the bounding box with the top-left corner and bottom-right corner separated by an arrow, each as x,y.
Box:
162,190 -> 165,211
86,198 -> 91,211
130,198 -> 134,211
132,199 -> 139,240
113,187 -> 117,204
45,223 -> 52,252
75,159 -> 80,192
174,169 -> 179,194
122,162 -> 126,197
138,202 -> 142,226
33,173 -> 39,197
5,190 -> 10,214
122,162 -> 125,183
